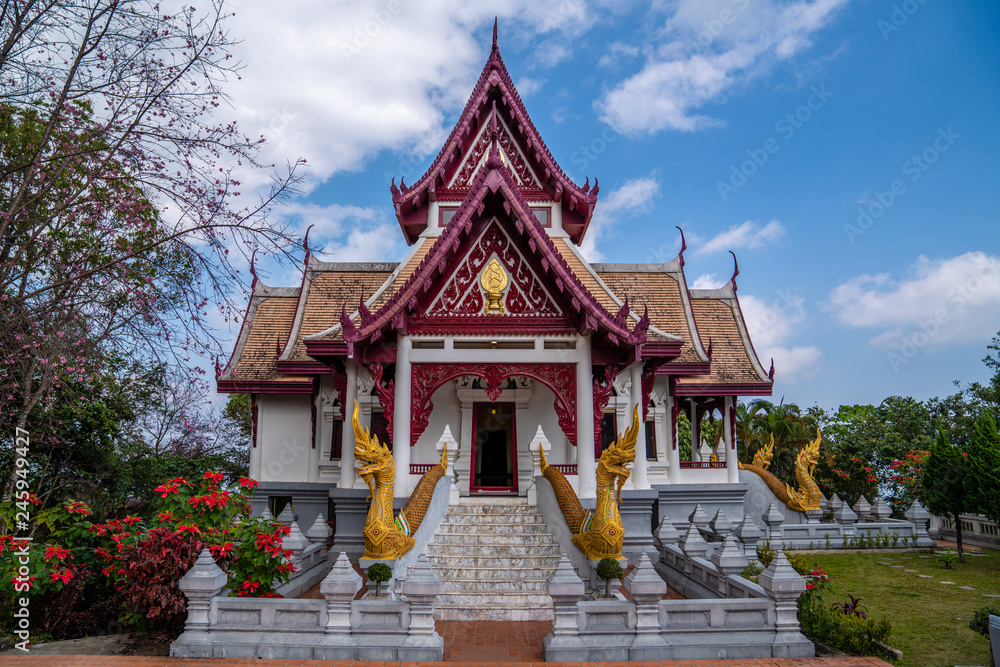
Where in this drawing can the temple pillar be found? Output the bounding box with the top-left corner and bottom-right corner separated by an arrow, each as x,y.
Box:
724,396 -> 739,483
667,393 -> 680,482
576,336 -> 596,500
339,360 -> 358,489
393,337 -> 412,499
629,363 -> 650,490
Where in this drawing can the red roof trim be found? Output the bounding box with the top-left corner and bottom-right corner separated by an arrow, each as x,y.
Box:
674,382 -> 773,397
390,38 -> 596,244
344,151 -> 648,351
275,361 -> 330,375
217,379 -> 316,394
656,362 -> 712,376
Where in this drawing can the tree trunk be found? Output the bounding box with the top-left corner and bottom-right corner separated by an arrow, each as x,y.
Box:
954,510 -> 965,562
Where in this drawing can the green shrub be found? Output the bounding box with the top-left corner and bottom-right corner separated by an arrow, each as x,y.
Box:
740,561 -> 763,582
940,547 -> 959,569
786,551 -> 812,577
799,599 -> 893,658
756,541 -> 776,569
596,557 -> 623,598
969,605 -> 1000,637
367,563 -> 392,597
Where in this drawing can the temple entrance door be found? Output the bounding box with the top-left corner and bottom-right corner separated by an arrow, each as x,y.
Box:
470,402 -> 517,494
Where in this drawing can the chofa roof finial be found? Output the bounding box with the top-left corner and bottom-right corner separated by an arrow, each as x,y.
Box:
729,250 -> 740,290
675,226 -> 687,267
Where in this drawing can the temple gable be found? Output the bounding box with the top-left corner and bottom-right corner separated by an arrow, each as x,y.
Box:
425,221 -> 562,317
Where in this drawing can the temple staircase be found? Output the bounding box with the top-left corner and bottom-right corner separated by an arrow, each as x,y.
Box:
426,496 -> 560,621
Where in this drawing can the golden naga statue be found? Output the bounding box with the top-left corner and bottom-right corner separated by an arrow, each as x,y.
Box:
785,429 -> 823,512
353,401 -> 447,560
541,406 -> 639,560
738,431 -> 823,512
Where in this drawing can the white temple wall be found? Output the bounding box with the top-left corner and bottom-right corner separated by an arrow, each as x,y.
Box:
255,394 -> 313,484
412,382 -> 461,465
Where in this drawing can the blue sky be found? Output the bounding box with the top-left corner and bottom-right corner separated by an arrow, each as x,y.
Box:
217,0 -> 1000,412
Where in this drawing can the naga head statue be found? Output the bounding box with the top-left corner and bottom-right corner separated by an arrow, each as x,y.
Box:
353,400 -> 392,475
752,433 -> 775,469
797,428 -> 821,471
599,405 -> 639,478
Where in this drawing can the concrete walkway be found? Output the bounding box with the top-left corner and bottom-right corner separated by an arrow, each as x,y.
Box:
0,657 -> 894,666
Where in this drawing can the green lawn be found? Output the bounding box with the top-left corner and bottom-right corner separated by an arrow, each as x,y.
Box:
800,548 -> 999,667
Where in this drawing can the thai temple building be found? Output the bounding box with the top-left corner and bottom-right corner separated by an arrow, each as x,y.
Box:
187,26 -> 935,661
217,30 -> 773,528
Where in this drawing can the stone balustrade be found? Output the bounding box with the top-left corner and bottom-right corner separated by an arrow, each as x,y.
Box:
171,550 -> 443,661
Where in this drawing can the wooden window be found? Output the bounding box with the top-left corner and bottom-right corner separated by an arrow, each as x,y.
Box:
646,420 -> 657,461
330,418 -> 343,461
371,410 -> 391,451
597,411 -> 617,458
440,207 -> 459,226
530,206 -> 551,227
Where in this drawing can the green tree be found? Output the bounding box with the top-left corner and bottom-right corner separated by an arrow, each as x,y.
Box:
922,429 -> 972,562
966,411 -> 1000,523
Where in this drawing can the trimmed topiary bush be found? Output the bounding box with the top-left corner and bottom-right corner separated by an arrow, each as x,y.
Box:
367,563 -> 392,597
596,557 -> 623,598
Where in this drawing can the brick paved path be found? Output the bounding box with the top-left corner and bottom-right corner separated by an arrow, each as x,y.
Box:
0,656 -> 894,666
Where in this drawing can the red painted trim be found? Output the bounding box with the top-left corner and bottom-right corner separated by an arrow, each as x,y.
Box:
674,383 -> 773,397
470,402 -> 518,494
639,342 -> 683,357
352,162 -> 648,351
391,43 -> 596,244
410,362 -> 576,447
217,380 -> 315,394
592,365 -> 619,451
641,360 -> 664,422
304,341 -> 350,357
369,362 -> 395,443
275,361 -> 331,374
656,362 -> 712,376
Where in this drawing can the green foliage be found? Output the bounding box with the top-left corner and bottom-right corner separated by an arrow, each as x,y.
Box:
966,411 -> 1000,523
736,400 -> 818,485
596,557 -> 623,598
800,602 -> 894,659
740,560 -> 763,582
939,547 -> 959,570
969,605 -> 1000,638
922,429 -> 972,559
367,563 -> 392,597
756,541 -> 776,569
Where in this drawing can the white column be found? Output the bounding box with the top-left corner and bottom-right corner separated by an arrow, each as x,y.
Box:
576,336 -> 596,500
393,337 -> 412,499
724,396 -> 739,483
630,362 -> 650,490
339,361 -> 358,489
689,400 -> 701,462
667,393 -> 680,482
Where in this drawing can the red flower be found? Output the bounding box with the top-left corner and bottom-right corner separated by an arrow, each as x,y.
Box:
64,501 -> 91,516
49,569 -> 74,584
202,471 -> 225,484
44,545 -> 72,561
209,542 -> 237,558
157,511 -> 176,523
154,482 -> 179,497
121,516 -> 142,525
176,524 -> 202,536
238,477 -> 260,489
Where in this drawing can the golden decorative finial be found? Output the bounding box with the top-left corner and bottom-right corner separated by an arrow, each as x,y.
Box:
481,258 -> 508,314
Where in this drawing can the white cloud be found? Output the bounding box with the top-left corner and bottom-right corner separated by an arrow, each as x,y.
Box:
277,202 -> 405,263
579,174 -> 661,261
326,224 -> 406,263
690,273 -> 720,289
739,293 -> 822,382
827,251 -> 1000,347
224,2 -> 596,192
696,219 -> 785,256
515,76 -> 547,97
596,0 -> 849,134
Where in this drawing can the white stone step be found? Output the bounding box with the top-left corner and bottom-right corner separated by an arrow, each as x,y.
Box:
435,521 -> 550,534
441,512 -> 546,524
427,554 -> 560,568
440,578 -> 548,592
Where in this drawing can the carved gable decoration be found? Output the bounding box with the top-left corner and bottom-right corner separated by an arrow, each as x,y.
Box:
426,222 -> 562,316
449,113 -> 541,189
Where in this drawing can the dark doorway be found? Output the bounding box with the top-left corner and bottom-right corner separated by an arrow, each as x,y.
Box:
471,402 -> 517,493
